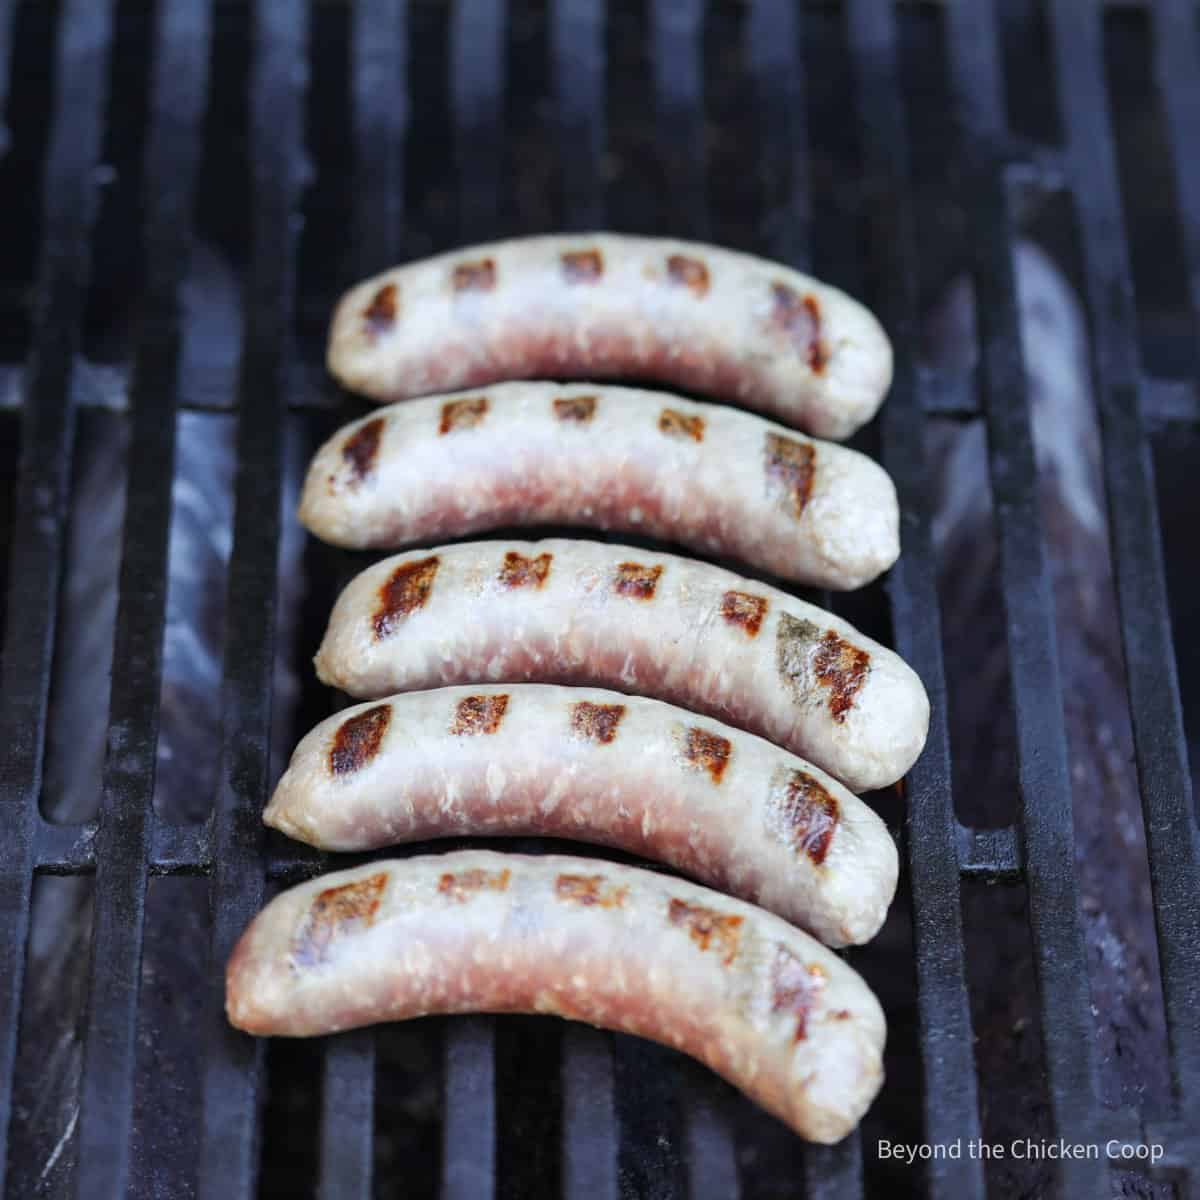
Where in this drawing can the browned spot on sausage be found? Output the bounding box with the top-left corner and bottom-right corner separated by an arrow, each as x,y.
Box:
569,701 -> 626,744
770,283 -> 826,373
292,872 -> 388,966
341,417 -> 385,482
561,248 -> 604,282
329,704 -> 392,776
776,614 -> 870,722
498,550 -> 552,590
373,556 -> 439,639
553,394 -> 597,422
666,254 -> 710,297
450,693 -> 510,736
554,873 -> 627,908
770,949 -> 827,1042
678,726 -> 732,784
452,258 -> 496,292
832,1010 -> 852,1021
814,630 -> 871,722
612,561 -> 662,599
668,899 -> 744,965
765,768 -> 839,865
720,590 -> 768,638
439,395 -> 488,434
765,433 -> 816,520
658,409 -> 705,442
364,284 -> 397,337
438,867 -> 511,901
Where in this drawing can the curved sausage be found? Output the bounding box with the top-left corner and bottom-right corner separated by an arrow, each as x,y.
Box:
326,234 -> 892,441
299,382 -> 899,591
314,539 -> 929,793
265,685 -> 898,946
225,851 -> 886,1143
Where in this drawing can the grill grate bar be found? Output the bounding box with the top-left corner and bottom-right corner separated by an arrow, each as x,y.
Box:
0,1 -> 115,1192
945,6 -> 1108,1194
651,0 -> 708,239
440,5 -> 506,1195
72,0 -> 212,1191
560,1028 -> 618,1200
549,1 -> 621,1194
746,0 -> 809,274
197,1 -> 309,1195
318,1030 -> 376,1200
551,0 -> 605,232
1054,0 -> 1200,1134
312,3 -> 411,1192
845,4 -> 986,1197
440,1017 -> 497,1200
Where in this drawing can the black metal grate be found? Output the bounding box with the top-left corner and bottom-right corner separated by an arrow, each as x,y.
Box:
0,2 -> 1198,1198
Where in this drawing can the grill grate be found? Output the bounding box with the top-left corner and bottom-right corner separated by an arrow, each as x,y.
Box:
1,2 -> 1198,1198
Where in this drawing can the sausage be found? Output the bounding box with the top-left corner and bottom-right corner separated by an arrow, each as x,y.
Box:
299,382 -> 899,591
326,234 -> 893,441
225,850 -> 886,1143
265,685 -> 898,946
313,539 -> 929,793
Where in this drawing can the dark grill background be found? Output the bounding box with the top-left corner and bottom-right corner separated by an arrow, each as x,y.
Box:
0,1 -> 1198,1197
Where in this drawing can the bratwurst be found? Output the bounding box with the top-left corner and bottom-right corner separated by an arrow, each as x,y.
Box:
226,851 -> 886,1142
299,382 -> 899,590
314,539 -> 930,793
264,685 -> 898,946
326,234 -> 892,440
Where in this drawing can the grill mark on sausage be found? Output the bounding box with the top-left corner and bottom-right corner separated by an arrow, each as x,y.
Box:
452,258 -> 496,292
770,949 -> 827,1042
450,693 -> 510,736
497,550 -> 552,590
776,614 -> 870,721
373,555 -> 439,639
765,433 -> 816,520
439,395 -> 488,434
291,872 -> 387,966
553,394 -> 596,422
363,284 -> 397,338
720,590 -> 768,638
769,283 -> 826,373
765,768 -> 839,865
813,631 -> 871,722
438,867 -> 511,901
667,899 -> 744,965
658,408 -> 705,442
561,249 -> 604,282
569,701 -> 626,744
678,726 -> 732,784
341,417 -> 386,482
666,254 -> 710,296
554,873 -> 627,908
612,561 -> 662,599
329,704 -> 392,777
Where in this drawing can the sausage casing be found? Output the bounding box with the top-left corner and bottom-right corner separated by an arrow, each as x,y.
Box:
327,234 -> 893,441
265,685 -> 899,946
226,851 -> 886,1143
299,382 -> 899,590
314,539 -> 930,793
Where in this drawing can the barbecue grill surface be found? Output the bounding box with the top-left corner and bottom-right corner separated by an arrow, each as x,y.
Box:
0,2 -> 1198,1198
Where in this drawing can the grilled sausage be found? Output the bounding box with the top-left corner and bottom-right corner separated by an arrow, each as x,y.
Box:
314,539 -> 929,794
225,850 -> 886,1142
265,685 -> 898,946
327,234 -> 892,441
299,382 -> 899,591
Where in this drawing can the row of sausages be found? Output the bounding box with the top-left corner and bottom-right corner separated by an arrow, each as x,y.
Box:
226,235 -> 928,1145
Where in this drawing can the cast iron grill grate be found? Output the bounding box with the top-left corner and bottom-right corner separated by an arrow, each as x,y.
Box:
0,1 -> 1197,1198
